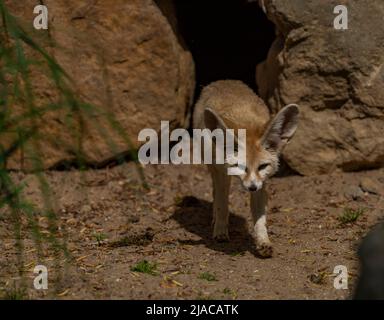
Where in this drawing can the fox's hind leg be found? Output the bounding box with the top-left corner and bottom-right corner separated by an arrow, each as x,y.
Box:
209,164 -> 231,241
251,187 -> 273,257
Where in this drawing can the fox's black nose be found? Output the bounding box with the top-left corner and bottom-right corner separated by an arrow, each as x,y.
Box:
248,185 -> 257,192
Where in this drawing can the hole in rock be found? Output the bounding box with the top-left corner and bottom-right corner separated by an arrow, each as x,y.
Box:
174,0 -> 275,97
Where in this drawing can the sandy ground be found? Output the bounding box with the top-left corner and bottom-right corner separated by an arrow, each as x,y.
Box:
0,163 -> 383,299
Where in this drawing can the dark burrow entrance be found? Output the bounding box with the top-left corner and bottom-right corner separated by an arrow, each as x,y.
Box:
174,0 -> 275,97
169,0 -> 294,175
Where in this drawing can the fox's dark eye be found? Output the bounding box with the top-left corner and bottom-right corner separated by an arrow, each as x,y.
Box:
258,163 -> 270,171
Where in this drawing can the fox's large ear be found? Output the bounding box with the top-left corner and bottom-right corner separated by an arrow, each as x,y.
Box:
262,104 -> 299,152
204,108 -> 228,131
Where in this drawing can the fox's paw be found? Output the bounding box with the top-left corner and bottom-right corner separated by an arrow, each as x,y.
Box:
213,228 -> 229,242
213,234 -> 230,242
256,242 -> 273,258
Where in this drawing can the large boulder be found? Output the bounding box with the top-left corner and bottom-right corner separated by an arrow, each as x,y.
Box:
256,0 -> 384,175
354,223 -> 384,300
4,0 -> 195,169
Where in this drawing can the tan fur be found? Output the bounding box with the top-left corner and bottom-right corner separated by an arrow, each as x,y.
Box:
193,80 -> 299,258
193,80 -> 270,132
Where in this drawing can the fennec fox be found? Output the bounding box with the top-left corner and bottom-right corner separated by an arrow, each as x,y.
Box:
193,80 -> 299,257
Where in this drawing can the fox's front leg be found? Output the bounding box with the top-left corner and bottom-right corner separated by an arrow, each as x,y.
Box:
251,187 -> 273,257
210,164 -> 231,241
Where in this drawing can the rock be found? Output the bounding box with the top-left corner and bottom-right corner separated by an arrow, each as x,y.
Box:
111,227 -> 155,247
256,0 -> 384,175
354,223 -> 384,299
327,197 -> 344,208
360,177 -> 383,196
4,0 -> 195,170
80,204 -> 92,215
344,186 -> 364,201
127,215 -> 140,224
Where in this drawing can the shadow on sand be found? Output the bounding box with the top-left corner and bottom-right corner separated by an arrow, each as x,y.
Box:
171,196 -> 264,258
